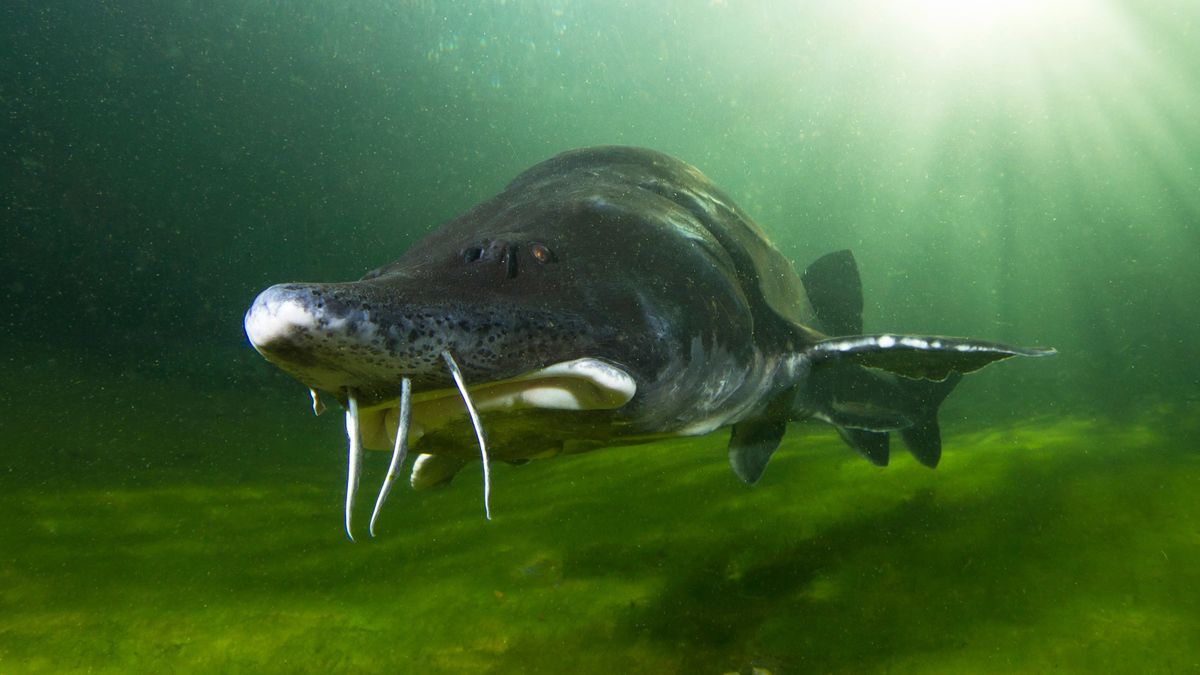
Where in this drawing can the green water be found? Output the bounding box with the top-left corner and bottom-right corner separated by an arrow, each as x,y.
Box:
3,1 -> 1198,672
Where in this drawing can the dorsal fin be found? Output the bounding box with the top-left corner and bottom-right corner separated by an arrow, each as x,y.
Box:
801,250 -> 863,336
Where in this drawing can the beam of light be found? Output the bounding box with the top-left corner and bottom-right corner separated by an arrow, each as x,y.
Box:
893,0 -> 1062,51
848,0 -> 1200,231
868,0 -> 1102,75
774,0 -> 1200,368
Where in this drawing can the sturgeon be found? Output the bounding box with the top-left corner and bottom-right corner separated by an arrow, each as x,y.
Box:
243,146 -> 1054,539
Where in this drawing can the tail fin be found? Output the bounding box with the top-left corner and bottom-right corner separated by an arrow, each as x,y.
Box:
811,364 -> 960,468
796,249 -> 1054,469
895,372 -> 961,467
801,330 -> 1054,467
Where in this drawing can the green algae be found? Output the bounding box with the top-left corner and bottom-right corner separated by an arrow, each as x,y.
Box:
2,380 -> 1197,673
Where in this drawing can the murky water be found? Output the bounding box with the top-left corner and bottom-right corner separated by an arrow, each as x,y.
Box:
3,1 -> 1198,672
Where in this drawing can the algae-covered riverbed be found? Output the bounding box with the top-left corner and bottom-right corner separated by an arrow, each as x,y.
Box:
3,360 -> 1196,673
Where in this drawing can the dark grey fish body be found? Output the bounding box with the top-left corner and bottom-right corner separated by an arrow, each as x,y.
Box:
245,147 -> 1053,534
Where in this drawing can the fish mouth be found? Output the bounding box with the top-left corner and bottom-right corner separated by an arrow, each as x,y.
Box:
245,282 -> 636,541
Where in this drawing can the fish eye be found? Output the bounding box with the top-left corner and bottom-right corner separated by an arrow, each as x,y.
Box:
530,243 -> 556,264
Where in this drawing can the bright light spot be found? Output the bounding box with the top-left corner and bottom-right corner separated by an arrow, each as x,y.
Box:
873,0 -> 1098,72
908,0 -> 1044,41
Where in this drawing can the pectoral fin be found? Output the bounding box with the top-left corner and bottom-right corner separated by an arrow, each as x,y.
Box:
728,420 -> 787,485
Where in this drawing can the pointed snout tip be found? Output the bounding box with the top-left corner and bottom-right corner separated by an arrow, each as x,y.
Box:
243,283 -> 319,351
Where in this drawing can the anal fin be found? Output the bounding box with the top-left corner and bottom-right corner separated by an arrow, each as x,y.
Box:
728,420 -> 787,485
837,427 -> 891,466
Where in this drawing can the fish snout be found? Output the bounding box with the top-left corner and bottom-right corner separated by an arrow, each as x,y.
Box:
245,281 -> 402,395
245,279 -> 603,404
244,283 -> 329,356
244,281 -> 497,393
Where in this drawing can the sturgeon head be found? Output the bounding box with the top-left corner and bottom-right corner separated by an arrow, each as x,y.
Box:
244,147 -> 777,538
